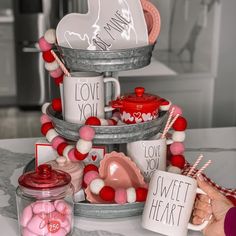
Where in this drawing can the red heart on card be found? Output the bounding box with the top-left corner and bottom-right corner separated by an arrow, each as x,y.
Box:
91,155 -> 97,161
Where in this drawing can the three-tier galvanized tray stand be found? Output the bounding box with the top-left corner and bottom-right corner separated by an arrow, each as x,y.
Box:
45,44 -> 168,218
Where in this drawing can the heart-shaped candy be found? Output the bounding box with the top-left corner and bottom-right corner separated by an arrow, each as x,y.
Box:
85,152 -> 146,203
56,0 -> 149,50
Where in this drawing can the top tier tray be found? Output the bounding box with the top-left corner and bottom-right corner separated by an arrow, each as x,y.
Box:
46,105 -> 167,144
57,44 -> 155,73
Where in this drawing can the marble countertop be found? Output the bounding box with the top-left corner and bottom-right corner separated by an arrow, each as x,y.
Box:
0,127 -> 235,236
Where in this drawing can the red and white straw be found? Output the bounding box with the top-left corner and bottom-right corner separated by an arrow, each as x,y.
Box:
194,160 -> 212,178
187,154 -> 203,177
161,107 -> 175,139
51,50 -> 71,77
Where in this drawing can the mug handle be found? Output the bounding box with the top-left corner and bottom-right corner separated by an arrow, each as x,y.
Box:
141,0 -> 161,44
103,77 -> 121,113
187,188 -> 210,231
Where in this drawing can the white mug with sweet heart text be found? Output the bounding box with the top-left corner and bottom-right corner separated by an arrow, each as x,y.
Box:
63,72 -> 120,124
142,170 -> 209,236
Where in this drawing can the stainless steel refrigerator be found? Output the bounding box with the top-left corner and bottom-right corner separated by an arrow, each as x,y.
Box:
13,0 -> 82,107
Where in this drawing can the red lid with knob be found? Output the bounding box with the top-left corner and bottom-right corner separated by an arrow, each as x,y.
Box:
111,87 -> 161,110
18,164 -> 71,190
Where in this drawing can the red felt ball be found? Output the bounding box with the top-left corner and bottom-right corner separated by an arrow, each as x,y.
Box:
85,116 -> 101,126
52,98 -> 62,112
170,155 -> 186,169
99,186 -> 115,201
173,116 -> 187,131
53,75 -> 64,86
136,188 -> 148,202
42,50 -> 55,63
109,118 -> 118,125
74,149 -> 88,161
84,164 -> 99,174
57,142 -> 68,156
41,122 -> 54,136
82,180 -> 87,189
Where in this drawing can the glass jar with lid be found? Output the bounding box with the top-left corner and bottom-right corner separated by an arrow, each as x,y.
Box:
16,164 -> 74,236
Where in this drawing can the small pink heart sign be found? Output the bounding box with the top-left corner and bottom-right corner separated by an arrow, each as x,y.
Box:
56,0 -> 149,50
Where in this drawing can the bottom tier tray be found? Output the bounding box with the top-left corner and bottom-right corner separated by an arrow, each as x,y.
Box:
46,105 -> 167,144
24,159 -> 144,219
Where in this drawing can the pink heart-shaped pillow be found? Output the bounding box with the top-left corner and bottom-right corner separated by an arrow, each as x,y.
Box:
85,152 -> 147,203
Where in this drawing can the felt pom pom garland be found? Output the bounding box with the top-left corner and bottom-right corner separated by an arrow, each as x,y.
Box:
82,164 -> 148,204
40,103 -> 95,162
160,103 -> 188,174
38,29 -> 68,87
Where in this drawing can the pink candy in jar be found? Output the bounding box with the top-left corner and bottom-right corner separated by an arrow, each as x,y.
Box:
16,164 -> 74,236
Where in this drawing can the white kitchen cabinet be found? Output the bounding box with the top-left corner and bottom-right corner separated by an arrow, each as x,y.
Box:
119,0 -> 221,128
0,22 -> 16,102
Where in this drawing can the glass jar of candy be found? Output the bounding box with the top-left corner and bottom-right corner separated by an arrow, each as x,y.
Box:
16,164 -> 74,236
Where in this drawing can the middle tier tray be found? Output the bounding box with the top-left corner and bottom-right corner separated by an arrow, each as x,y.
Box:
46,105 -> 167,144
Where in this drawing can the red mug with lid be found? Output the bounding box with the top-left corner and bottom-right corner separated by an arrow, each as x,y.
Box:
111,87 -> 162,124
16,164 -> 74,236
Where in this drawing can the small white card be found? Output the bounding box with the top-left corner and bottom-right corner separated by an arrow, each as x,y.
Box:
35,140 -> 57,167
35,140 -> 106,168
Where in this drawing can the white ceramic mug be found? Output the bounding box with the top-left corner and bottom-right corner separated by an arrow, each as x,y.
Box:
63,72 -> 120,124
127,137 -> 166,182
142,170 -> 209,236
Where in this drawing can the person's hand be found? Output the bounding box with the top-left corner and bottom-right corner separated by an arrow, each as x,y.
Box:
192,174 -> 234,236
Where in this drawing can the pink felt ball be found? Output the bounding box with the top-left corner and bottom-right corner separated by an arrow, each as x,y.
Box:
40,114 -> 51,125
79,126 -> 95,141
68,148 -> 78,162
170,142 -> 185,155
115,188 -> 127,204
51,136 -> 65,150
50,67 -> 63,78
38,36 -> 52,52
170,105 -> 183,116
84,171 -> 99,185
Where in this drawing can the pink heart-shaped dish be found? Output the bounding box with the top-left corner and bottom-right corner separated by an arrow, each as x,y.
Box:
85,152 -> 147,203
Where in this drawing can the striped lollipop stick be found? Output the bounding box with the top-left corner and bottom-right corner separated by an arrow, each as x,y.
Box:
161,107 -> 175,139
194,160 -> 212,178
51,50 -> 71,77
187,154 -> 203,177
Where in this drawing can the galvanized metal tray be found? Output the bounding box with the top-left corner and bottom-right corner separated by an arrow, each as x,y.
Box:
46,105 -> 167,144
24,159 -> 144,219
57,44 -> 155,72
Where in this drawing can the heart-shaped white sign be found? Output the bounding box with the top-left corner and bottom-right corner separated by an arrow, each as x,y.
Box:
56,0 -> 148,50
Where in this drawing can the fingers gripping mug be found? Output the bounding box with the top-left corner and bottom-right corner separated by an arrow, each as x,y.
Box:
142,170 -> 209,236
63,72 -> 120,124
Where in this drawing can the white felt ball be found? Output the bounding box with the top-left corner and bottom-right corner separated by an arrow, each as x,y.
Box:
44,29 -> 56,44
63,145 -> 74,159
90,179 -> 105,195
172,131 -> 186,142
46,129 -> 58,142
76,139 -> 92,154
166,139 -> 174,145
167,165 -> 182,174
99,118 -> 109,126
41,102 -> 50,114
126,187 -> 136,203
45,61 -> 59,71
160,100 -> 172,111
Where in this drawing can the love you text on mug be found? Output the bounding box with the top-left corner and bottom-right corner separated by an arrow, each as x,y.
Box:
75,82 -> 100,121
148,176 -> 192,227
